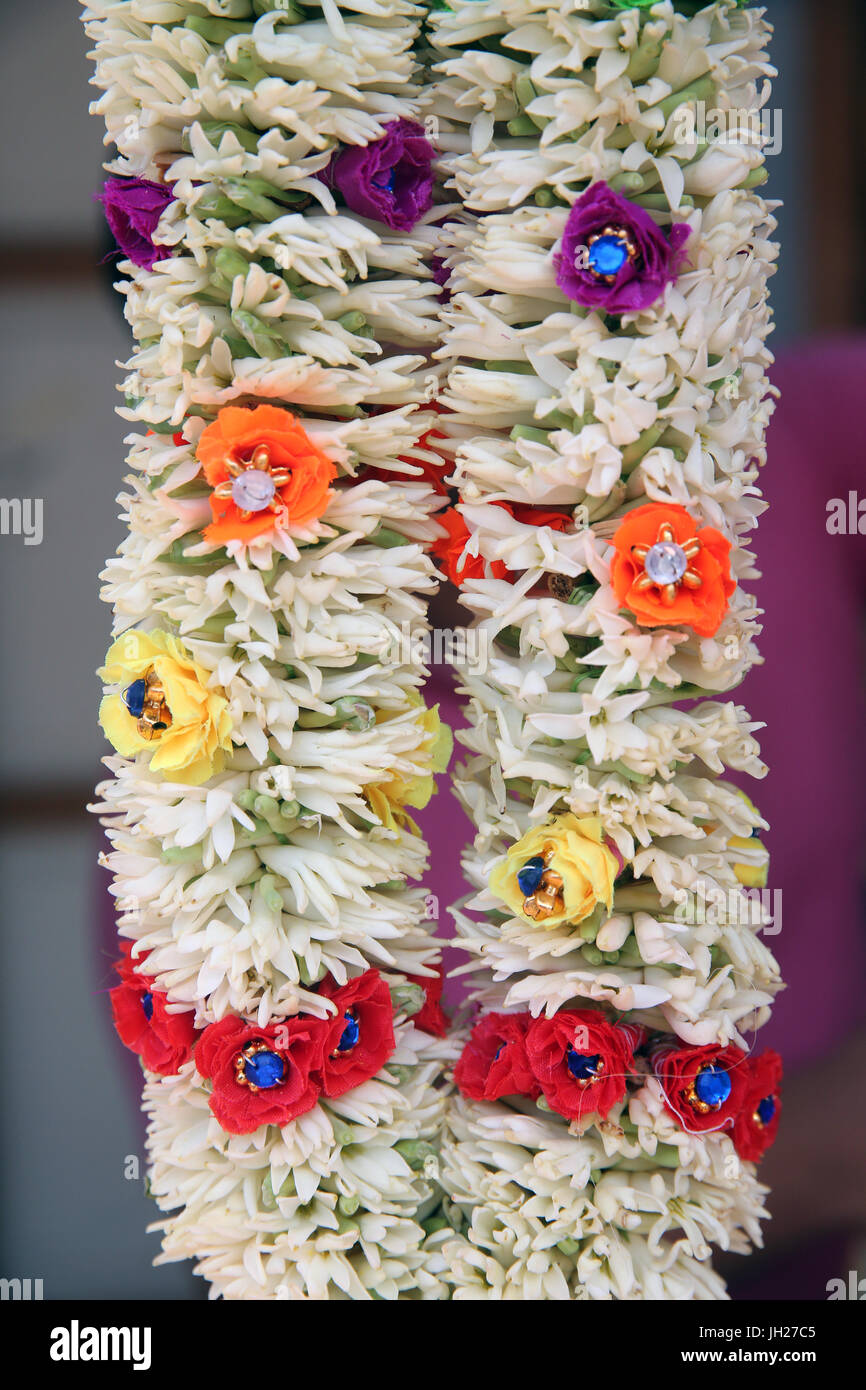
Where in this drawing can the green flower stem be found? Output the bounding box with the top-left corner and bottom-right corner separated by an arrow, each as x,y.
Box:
191,120 -> 261,154
621,421 -> 668,474
634,192 -> 694,212
184,17 -> 251,43
298,959 -> 327,987
608,170 -> 649,193
510,424 -> 553,444
585,480 -> 626,521
161,845 -> 203,864
369,525 -> 409,548
612,882 -> 664,912
737,167 -> 769,189
258,874 -> 284,912
390,983 -> 426,1017
626,33 -> 665,83
394,1140 -> 438,1171
657,74 -> 716,122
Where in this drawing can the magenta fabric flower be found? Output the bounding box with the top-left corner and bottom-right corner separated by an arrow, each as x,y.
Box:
554,181 -> 690,314
323,119 -> 435,233
97,176 -> 174,269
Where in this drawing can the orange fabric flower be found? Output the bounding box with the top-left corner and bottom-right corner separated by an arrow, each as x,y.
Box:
609,502 -> 735,638
196,405 -> 336,544
432,508 -> 508,586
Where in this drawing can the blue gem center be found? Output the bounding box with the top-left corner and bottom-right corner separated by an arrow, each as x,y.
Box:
587,233 -> 629,278
517,856 -> 546,896
566,1048 -> 601,1082
373,168 -> 396,193
338,1013 -> 360,1052
243,1049 -> 285,1089
123,678 -> 147,719
141,990 -> 154,1022
693,1064 -> 732,1109
756,1095 -> 776,1126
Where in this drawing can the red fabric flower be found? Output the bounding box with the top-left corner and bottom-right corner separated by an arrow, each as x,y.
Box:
431,509 -> 508,586
506,503 -> 572,531
109,943 -> 196,1077
195,1014 -> 324,1134
655,1041 -> 750,1134
525,1009 -> 638,1121
145,429 -> 187,447
407,969 -> 450,1037
399,413 -> 452,496
454,1013 -> 538,1101
432,502 -> 575,586
314,970 -> 396,1097
365,402 -> 452,495
732,1049 -> 782,1161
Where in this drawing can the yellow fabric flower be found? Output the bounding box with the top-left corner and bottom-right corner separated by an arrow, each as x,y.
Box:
489,814 -> 619,929
364,703 -> 453,834
729,792 -> 769,888
98,629 -> 233,786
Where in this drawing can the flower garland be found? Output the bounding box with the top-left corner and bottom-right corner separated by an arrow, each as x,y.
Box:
85,0 -> 456,1301
428,0 -> 782,1299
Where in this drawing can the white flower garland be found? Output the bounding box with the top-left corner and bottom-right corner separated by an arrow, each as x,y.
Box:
429,0 -> 782,1299
85,0 -> 455,1300
84,0 -> 784,1301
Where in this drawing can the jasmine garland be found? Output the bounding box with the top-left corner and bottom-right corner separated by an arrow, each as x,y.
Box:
429,0 -> 782,1299
84,0 -> 456,1300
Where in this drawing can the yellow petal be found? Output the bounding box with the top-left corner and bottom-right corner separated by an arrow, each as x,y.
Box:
489,813 -> 618,929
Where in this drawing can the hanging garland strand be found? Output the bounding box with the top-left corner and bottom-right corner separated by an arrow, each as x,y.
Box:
85,0 -> 455,1301
429,0 -> 782,1300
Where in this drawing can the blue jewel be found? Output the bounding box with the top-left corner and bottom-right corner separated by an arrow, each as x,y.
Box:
122,678 -> 147,719
243,1049 -> 285,1089
587,234 -> 629,279
756,1095 -> 776,1125
141,991 -> 154,1022
566,1048 -> 601,1082
492,1042 -> 505,1062
373,168 -> 395,193
517,856 -> 546,896
338,1013 -> 360,1052
693,1064 -> 732,1109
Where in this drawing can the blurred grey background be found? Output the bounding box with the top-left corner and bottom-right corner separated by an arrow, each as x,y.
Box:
0,0 -> 851,1299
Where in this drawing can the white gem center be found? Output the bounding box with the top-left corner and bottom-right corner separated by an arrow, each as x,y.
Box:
644,541 -> 687,586
232,470 -> 276,512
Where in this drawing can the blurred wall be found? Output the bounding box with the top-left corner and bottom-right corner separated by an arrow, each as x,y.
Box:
0,1 -> 201,1299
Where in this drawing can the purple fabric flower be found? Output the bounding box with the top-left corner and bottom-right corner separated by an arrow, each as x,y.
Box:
554,181 -> 690,314
97,177 -> 174,270
323,119 -> 435,233
431,253 -> 452,302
